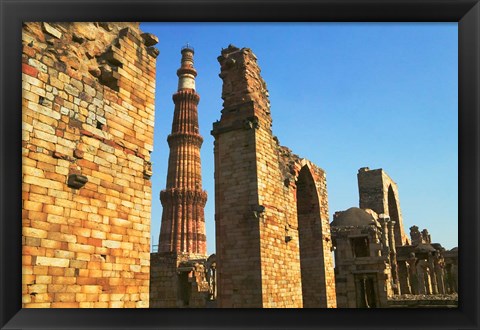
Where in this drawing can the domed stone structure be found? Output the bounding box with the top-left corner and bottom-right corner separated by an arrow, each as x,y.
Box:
331,207 -> 378,227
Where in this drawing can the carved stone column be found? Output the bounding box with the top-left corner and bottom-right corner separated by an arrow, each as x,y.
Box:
407,253 -> 418,294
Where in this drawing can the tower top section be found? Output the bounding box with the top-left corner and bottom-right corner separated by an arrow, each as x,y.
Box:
177,45 -> 197,91
181,43 -> 194,54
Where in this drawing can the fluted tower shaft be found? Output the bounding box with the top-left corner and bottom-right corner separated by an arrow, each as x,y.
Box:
159,47 -> 207,255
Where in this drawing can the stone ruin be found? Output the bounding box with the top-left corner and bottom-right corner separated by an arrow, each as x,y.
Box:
21,22 -> 158,307
21,23 -> 457,308
211,45 -> 336,308
331,167 -> 458,308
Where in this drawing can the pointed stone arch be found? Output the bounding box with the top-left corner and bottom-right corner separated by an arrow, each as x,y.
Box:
357,167 -> 408,246
387,184 -> 403,246
296,164 -> 336,308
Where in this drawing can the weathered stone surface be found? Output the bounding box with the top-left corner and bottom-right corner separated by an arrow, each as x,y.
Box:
22,22 -> 157,308
212,45 -> 336,308
141,33 -> 159,47
357,167 -> 408,246
331,168 -> 457,308
43,23 -> 62,39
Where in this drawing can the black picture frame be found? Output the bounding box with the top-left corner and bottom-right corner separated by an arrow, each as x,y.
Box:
1,0 -> 478,329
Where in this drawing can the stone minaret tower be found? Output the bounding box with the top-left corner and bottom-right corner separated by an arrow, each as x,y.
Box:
158,46 -> 207,256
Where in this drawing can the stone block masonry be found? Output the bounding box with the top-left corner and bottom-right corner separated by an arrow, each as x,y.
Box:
212,45 -> 336,308
22,22 -> 158,308
357,167 -> 409,247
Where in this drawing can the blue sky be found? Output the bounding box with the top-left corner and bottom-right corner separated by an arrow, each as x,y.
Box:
140,22 -> 458,254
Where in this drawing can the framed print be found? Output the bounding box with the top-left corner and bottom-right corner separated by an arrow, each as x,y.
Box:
1,0 -> 479,329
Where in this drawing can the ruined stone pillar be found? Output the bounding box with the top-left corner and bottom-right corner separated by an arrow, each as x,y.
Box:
410,225 -> 423,245
212,45 -> 304,308
379,215 -> 390,257
416,259 -> 428,295
398,261 -> 411,294
424,268 -> 433,294
388,220 -> 400,295
158,46 -> 207,256
407,253 -> 418,294
357,168 -> 408,246
434,253 -> 446,294
428,253 -> 438,294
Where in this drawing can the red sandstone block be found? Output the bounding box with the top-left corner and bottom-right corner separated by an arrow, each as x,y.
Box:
89,269 -> 103,278
23,45 -> 36,57
87,237 -> 102,247
22,63 -> 39,77
22,255 -> 32,265
77,269 -> 89,277
85,293 -> 100,302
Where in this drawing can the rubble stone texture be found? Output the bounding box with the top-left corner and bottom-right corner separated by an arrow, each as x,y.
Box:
149,47 -> 210,308
21,22 -> 158,308
211,45 -> 336,308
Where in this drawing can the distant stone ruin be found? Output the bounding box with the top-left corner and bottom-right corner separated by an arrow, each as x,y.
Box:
331,167 -> 458,308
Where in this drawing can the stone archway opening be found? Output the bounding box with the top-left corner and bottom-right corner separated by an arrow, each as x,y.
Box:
296,165 -> 327,307
387,185 -> 402,246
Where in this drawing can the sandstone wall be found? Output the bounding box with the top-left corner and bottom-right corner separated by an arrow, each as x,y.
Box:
21,22 -> 158,308
149,252 -> 178,307
357,167 -> 408,246
332,225 -> 392,308
280,148 -> 336,308
212,45 -> 336,308
150,252 -> 209,308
